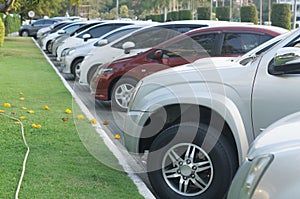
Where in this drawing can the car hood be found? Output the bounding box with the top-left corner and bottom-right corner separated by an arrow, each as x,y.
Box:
248,112 -> 300,159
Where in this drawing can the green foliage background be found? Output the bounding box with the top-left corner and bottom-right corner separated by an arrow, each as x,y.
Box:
197,7 -> 210,20
271,3 -> 291,30
216,6 -> 230,21
240,5 -> 258,24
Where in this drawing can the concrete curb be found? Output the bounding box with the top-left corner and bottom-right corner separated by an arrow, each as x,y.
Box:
32,38 -> 155,199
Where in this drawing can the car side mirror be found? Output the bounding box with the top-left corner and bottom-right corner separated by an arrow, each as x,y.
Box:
152,49 -> 163,59
269,47 -> 300,75
83,34 -> 92,42
95,39 -> 108,47
58,29 -> 65,34
122,41 -> 135,54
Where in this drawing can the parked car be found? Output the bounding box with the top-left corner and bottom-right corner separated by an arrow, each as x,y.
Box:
19,18 -> 62,38
79,20 -> 238,86
37,21 -> 74,46
50,21 -> 103,55
40,21 -> 88,52
36,20 -> 74,39
55,20 -> 155,62
122,27 -> 300,199
60,25 -> 146,78
228,112 -> 300,199
90,25 -> 287,111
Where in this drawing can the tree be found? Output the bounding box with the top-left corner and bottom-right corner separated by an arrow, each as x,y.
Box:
0,0 -> 16,14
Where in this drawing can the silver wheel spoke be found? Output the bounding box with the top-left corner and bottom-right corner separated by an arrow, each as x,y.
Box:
168,149 -> 184,166
164,167 -> 179,174
192,177 -> 206,189
165,172 -> 181,179
162,143 -> 213,196
194,161 -> 211,172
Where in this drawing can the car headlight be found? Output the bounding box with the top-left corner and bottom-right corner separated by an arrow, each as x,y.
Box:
239,154 -> 274,198
61,48 -> 70,57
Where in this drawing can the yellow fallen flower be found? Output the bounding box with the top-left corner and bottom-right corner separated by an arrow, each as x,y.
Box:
19,116 -> 26,120
90,119 -> 97,124
27,110 -> 34,114
35,124 -> 42,129
31,123 -> 37,128
65,109 -> 72,114
4,103 -> 11,107
21,106 -> 27,110
77,114 -> 85,120
0,110 -> 5,113
44,105 -> 50,110
115,134 -> 121,139
15,122 -> 21,125
19,97 -> 25,101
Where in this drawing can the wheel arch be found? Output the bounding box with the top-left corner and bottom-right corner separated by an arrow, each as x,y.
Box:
71,57 -> 84,71
108,75 -> 139,101
138,103 -> 248,164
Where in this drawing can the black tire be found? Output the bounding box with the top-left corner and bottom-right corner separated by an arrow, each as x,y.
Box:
87,65 -> 99,85
21,30 -> 29,37
71,58 -> 83,79
46,41 -> 52,53
111,77 -> 138,112
147,123 -> 238,199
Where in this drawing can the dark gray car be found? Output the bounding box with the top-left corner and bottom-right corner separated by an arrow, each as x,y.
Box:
19,18 -> 61,38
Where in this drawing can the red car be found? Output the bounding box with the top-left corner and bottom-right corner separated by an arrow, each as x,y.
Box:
90,25 -> 287,111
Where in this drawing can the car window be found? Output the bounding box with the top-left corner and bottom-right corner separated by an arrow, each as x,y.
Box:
221,33 -> 273,55
34,20 -> 44,26
44,20 -> 56,25
169,24 -> 208,33
112,27 -> 182,50
70,23 -> 99,36
103,28 -> 140,43
192,33 -> 218,55
159,33 -> 217,58
78,24 -> 130,38
64,24 -> 83,34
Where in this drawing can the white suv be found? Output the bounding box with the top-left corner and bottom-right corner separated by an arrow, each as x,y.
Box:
123,28 -> 300,199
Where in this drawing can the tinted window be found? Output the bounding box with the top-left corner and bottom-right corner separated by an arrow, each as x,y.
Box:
43,20 -> 57,25
192,33 -> 217,55
221,33 -> 272,55
103,28 -> 140,43
159,33 -> 217,58
70,22 -> 102,36
50,23 -> 71,33
78,24 -> 130,38
170,24 -> 208,33
64,24 -> 84,34
112,27 -> 182,49
34,20 -> 44,26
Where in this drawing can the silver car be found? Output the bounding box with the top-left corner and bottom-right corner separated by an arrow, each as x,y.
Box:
228,112 -> 300,199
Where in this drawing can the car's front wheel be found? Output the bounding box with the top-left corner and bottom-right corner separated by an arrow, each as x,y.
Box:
71,58 -> 83,79
111,78 -> 138,112
21,30 -> 29,37
147,123 -> 238,199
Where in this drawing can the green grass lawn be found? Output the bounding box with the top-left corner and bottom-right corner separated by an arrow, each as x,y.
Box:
0,37 -> 144,199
